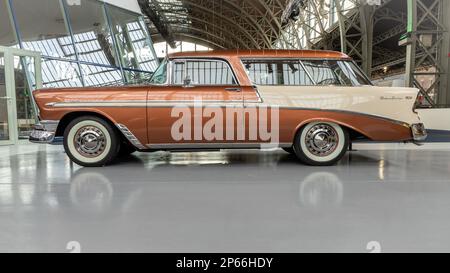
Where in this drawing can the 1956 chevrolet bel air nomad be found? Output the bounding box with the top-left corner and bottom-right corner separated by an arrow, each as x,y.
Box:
30,50 -> 427,167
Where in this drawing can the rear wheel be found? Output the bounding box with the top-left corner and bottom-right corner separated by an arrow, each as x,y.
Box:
293,122 -> 349,166
63,116 -> 120,167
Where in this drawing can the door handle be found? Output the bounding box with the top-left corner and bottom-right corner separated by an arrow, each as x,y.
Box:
0,97 -> 12,100
225,88 -> 241,92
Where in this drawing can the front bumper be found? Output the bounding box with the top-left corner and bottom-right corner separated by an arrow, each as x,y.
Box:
411,123 -> 428,141
29,120 -> 61,144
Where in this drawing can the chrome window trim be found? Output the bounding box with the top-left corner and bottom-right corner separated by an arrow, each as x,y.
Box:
298,61 -> 316,85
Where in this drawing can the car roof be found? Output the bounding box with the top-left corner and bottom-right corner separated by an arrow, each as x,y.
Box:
168,49 -> 350,59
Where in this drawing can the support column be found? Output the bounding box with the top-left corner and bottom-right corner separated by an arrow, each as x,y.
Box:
360,4 -> 374,75
335,0 -> 375,75
404,0 -> 446,107
405,0 -> 417,88
438,0 -> 450,105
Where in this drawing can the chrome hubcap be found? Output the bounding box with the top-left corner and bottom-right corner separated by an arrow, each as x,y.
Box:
305,124 -> 339,157
74,126 -> 107,158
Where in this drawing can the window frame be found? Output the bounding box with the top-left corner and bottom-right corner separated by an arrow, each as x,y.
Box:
241,58 -> 373,87
148,57 -> 169,85
169,58 -> 240,86
241,58 -> 316,86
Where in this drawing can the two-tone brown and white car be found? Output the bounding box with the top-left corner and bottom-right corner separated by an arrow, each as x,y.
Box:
30,50 -> 427,167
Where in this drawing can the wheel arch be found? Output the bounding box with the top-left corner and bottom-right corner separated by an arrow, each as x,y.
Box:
292,118 -> 372,144
55,111 -> 119,138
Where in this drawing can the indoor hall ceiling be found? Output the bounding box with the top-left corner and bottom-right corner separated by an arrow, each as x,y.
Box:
138,0 -> 292,49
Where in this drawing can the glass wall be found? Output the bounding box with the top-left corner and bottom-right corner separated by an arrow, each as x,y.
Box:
0,0 -> 18,48
154,41 -> 212,58
14,55 -> 37,139
1,0 -> 158,88
0,52 -> 9,141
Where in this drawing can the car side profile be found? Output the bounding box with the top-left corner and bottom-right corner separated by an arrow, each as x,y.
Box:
30,50 -> 427,167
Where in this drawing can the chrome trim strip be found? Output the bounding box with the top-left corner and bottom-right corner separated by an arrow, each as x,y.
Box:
279,107 -> 411,128
45,102 -> 411,128
48,101 -> 148,108
147,143 -> 292,149
116,124 -> 147,150
251,85 -> 264,103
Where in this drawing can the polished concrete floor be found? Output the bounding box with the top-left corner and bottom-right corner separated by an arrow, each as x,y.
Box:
1,143 -> 450,253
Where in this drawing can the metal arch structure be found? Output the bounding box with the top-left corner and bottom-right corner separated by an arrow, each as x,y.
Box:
277,0 -> 378,74
274,0 -> 449,107
158,12 -> 251,48
140,0 -> 293,49
139,0 -> 449,107
405,0 -> 450,107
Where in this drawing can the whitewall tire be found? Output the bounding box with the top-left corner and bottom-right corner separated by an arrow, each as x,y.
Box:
63,116 -> 120,167
293,122 -> 349,166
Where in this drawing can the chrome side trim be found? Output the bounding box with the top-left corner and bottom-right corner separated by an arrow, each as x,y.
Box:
279,107 -> 411,128
45,102 -> 411,128
47,101 -> 148,108
147,143 -> 292,149
250,85 -> 264,103
116,124 -> 147,150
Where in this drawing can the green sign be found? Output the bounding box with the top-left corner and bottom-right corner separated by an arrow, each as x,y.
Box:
407,0 -> 414,33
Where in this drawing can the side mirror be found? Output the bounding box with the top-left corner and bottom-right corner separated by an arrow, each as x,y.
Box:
183,76 -> 192,87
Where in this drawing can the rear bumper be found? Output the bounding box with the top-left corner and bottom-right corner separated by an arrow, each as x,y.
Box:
29,120 -> 62,144
411,123 -> 428,141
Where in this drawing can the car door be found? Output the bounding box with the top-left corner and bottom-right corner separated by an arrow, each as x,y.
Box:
147,58 -> 246,148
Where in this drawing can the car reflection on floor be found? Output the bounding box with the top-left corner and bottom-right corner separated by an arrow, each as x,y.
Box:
1,146 -> 450,252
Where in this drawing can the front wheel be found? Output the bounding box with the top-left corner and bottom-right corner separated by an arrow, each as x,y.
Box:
293,122 -> 349,166
63,116 -> 120,167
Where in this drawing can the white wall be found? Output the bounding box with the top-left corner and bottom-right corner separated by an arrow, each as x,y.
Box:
417,109 -> 450,130
102,0 -> 141,14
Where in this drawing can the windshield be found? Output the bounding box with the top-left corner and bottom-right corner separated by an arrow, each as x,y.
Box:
149,58 -> 168,84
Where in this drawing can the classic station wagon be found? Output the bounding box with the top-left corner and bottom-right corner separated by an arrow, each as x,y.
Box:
30,50 -> 427,167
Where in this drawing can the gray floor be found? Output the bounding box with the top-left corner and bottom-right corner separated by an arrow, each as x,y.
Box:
1,144 -> 450,253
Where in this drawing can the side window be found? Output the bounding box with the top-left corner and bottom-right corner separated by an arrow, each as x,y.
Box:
172,60 -> 237,85
282,62 -> 313,86
242,60 -> 313,86
302,60 -> 343,86
244,62 -> 277,85
173,62 -> 185,85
